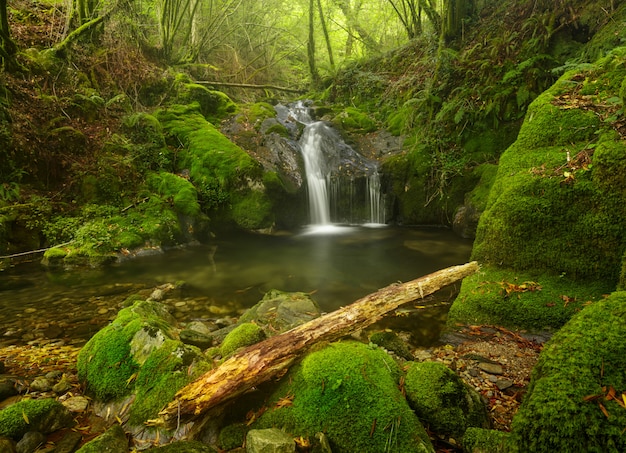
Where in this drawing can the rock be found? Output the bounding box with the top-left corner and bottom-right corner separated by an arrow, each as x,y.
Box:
62,396 -> 89,413
180,322 -> 214,349
0,360 -> 5,373
369,330 -> 414,361
0,399 -> 74,439
43,324 -> 64,339
404,361 -> 490,439
495,379 -> 514,391
29,377 -> 52,392
220,323 -> 266,357
75,424 -> 128,453
51,431 -> 83,453
478,362 -> 503,375
0,378 -> 18,400
246,428 -> 295,453
16,431 -> 46,453
129,326 -> 167,365
0,437 -> 17,452
238,290 -> 321,335
52,375 -> 73,394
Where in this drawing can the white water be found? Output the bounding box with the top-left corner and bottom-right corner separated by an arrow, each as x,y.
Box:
293,102 -> 385,227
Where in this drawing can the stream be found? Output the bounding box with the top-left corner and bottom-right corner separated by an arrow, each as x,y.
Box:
0,226 -> 471,348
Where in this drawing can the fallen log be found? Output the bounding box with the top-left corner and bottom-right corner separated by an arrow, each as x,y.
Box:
156,261 -> 479,430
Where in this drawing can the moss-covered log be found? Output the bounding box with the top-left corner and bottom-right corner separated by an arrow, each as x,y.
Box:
156,261 -> 479,430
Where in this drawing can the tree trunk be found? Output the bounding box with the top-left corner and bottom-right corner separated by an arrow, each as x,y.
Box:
316,0 -> 335,71
154,261 -> 479,431
0,0 -> 20,72
307,0 -> 321,87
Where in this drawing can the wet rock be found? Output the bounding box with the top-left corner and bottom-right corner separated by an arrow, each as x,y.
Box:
16,431 -> 46,453
52,375 -> 73,394
496,379 -> 514,391
180,327 -> 213,350
43,324 -> 63,339
62,395 -> 89,413
246,428 -> 295,453
369,330 -> 414,361
75,424 -> 128,453
478,362 -> 504,375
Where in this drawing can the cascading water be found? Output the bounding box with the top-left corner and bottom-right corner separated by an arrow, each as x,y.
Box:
287,102 -> 385,227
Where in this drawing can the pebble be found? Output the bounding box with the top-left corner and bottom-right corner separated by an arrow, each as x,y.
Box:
478,362 -> 504,375
24,308 -> 37,314
62,396 -> 89,412
97,308 -> 109,315
30,377 -> 52,392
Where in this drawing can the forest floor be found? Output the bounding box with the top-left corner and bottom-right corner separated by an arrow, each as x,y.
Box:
0,325 -> 543,452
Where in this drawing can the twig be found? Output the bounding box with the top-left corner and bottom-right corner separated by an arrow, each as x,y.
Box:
0,240 -> 75,260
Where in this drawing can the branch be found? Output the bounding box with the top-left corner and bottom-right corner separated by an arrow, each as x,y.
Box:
194,80 -> 306,94
154,261 -> 479,431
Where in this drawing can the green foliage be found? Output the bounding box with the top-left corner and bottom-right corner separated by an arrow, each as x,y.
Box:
220,322 -> 266,358
448,266 -> 614,330
509,292 -> 626,452
332,107 -> 377,133
120,113 -> 172,173
253,341 -> 434,453
404,361 -> 489,439
0,399 -> 64,439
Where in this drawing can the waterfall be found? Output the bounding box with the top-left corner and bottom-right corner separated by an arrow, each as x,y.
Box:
286,102 -> 385,227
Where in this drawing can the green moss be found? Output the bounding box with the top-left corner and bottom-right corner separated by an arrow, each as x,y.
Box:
332,107 -> 377,133
76,424 -> 128,453
509,292 -> 626,452
0,399 -> 64,439
230,190 -> 274,230
369,331 -> 413,361
147,171 -> 201,217
448,265 -> 613,330
404,361 -> 489,439
462,428 -> 509,453
254,341 -> 434,453
148,441 -> 217,452
465,164 -> 498,211
220,322 -> 266,358
246,102 -> 277,126
218,424 -> 247,450
176,83 -> 237,122
128,339 -> 211,425
264,122 -> 289,137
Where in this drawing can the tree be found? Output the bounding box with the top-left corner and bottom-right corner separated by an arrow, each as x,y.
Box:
0,0 -> 19,72
442,0 -> 472,41
307,0 -> 321,85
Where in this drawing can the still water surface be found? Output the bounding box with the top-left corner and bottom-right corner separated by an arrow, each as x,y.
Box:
0,226 -> 472,346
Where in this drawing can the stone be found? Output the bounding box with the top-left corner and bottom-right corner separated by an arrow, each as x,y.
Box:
52,376 -> 73,394
29,377 -> 52,392
0,378 -> 18,400
16,431 -> 46,453
246,428 -> 295,453
478,362 -> 503,375
75,424 -> 128,453
51,431 -> 83,453
496,379 -> 514,391
0,437 -> 16,453
179,328 -> 213,350
146,440 -> 216,452
0,360 -> 5,373
129,326 -> 167,365
62,396 -> 89,413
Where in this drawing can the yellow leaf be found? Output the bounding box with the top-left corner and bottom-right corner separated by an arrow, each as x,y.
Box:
22,411 -> 29,424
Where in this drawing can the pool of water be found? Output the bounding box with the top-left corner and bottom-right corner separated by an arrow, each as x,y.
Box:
0,226 -> 472,346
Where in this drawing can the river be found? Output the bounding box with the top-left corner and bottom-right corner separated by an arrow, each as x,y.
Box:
0,226 -> 471,347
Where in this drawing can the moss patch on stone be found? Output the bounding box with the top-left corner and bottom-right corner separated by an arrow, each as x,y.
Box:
462,428 -> 509,453
220,322 -> 267,358
0,399 -> 69,439
508,291 -> 626,452
404,361 -> 489,439
253,341 -> 434,453
332,107 -> 377,133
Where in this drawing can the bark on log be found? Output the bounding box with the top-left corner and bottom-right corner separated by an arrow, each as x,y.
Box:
157,261 -> 479,429
194,80 -> 305,94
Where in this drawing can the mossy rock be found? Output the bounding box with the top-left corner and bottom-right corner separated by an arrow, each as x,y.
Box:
218,423 -> 247,450
253,341 -> 434,453
447,265 -> 614,330
470,50 -> 626,286
508,291 -> 626,452
176,83 -> 237,122
404,361 -> 489,439
238,289 -> 321,334
147,440 -> 217,452
462,428 -> 509,453
220,322 -> 266,358
369,330 -> 413,361
0,398 -> 74,439
147,171 -> 201,217
75,424 -> 128,453
332,107 -> 377,133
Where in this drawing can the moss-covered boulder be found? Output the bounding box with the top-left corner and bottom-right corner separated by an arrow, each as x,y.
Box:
219,322 -> 266,358
175,82 -> 237,123
404,361 -> 489,439
252,341 -> 434,453
450,47 -> 626,329
155,104 -> 277,230
0,398 -> 74,439
77,299 -> 212,426
75,424 -> 128,453
462,428 -> 509,453
508,291 -> 626,452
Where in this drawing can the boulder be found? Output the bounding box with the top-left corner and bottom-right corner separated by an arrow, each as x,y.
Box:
252,341 -> 434,453
404,361 -> 489,439
75,424 -> 128,453
0,399 -> 74,439
246,428 -> 295,453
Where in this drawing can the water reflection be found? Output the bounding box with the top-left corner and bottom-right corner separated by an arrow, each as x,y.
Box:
0,227 -> 472,346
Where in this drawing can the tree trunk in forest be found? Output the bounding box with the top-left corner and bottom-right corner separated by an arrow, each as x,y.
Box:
0,0 -> 20,72
154,261 -> 479,431
316,0 -> 335,71
334,0 -> 378,53
307,0 -> 321,87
